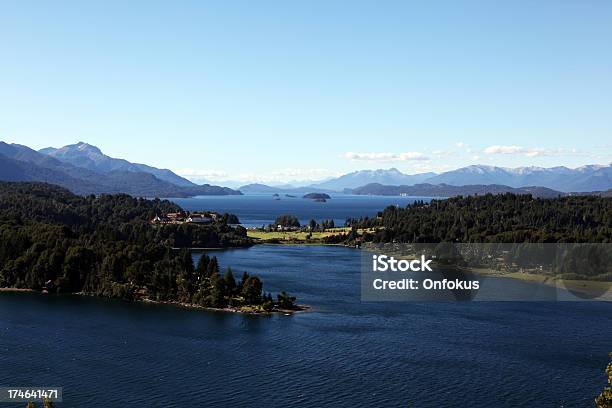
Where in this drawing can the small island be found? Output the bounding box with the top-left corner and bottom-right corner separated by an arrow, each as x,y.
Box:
303,193 -> 331,202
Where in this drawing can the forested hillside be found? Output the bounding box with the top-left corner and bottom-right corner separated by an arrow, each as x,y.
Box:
0,182 -> 273,309
349,194 -> 611,243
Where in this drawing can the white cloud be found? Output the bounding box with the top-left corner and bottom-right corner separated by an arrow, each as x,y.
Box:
483,145 -> 525,155
483,145 -> 582,157
455,142 -> 467,148
343,151 -> 429,162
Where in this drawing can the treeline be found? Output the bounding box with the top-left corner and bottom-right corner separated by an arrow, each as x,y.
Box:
347,194 -> 611,243
267,216 -> 337,231
309,218 -> 335,231
0,182 -> 295,310
274,214 -> 300,228
190,254 -> 296,310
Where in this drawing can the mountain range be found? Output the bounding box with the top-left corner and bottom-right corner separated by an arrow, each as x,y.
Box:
241,165 -> 611,193
1,141 -> 610,197
0,142 -> 240,197
423,165 -> 611,192
309,168 -> 437,190
350,183 -> 565,199
40,142 -> 194,187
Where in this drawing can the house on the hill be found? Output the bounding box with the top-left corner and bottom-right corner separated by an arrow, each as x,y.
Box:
150,215 -> 166,224
150,211 -> 187,224
166,212 -> 186,222
187,214 -> 213,224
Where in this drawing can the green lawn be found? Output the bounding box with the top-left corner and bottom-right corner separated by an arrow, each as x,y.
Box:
247,227 -> 372,242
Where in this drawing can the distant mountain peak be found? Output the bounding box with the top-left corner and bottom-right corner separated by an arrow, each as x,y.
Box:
55,141 -> 103,156
74,141 -> 102,154
1,140 -> 241,196
425,163 -> 611,192
38,141 -> 196,187
308,168 -> 437,190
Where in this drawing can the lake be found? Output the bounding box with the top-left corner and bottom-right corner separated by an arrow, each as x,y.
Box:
1,245 -> 611,407
171,193 -> 433,227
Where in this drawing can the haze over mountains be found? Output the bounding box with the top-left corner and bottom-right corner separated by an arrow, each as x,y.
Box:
241,165 -> 611,194
350,183 -> 565,199
0,141 -> 240,197
0,141 -> 610,197
423,164 -> 611,192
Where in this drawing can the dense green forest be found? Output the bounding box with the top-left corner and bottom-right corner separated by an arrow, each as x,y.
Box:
344,194 -> 611,243
274,214 -> 301,228
0,182 -> 296,311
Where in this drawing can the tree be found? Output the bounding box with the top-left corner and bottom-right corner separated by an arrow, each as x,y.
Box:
241,276 -> 262,304
177,249 -> 196,303
596,352 -> 612,408
274,215 -> 300,228
207,256 -> 219,277
196,254 -> 209,278
309,219 -> 317,231
277,291 -> 296,309
238,271 -> 250,292
262,292 -> 274,311
224,267 -> 236,295
63,246 -> 96,291
178,248 -> 194,274
209,273 -> 227,308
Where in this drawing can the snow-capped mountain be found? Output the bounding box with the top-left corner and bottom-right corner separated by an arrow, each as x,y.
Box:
242,165 -> 611,193
308,168 -> 436,191
425,164 -> 611,192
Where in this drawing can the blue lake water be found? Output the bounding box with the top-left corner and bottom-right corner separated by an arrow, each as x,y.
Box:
1,245 -> 611,407
171,193 -> 433,227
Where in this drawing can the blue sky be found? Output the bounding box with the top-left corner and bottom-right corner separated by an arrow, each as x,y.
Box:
1,0 -> 610,184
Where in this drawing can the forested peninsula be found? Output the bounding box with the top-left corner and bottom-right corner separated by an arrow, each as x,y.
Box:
0,182 -> 299,313
345,194 -> 611,243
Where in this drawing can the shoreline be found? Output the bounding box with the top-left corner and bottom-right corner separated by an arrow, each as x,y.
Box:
468,268 -> 612,301
182,245 -> 611,300
0,287 -> 35,293
122,295 -> 311,315
0,288 -> 310,315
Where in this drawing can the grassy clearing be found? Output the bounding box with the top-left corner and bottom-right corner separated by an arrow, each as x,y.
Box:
247,227 -> 376,243
247,227 -> 349,241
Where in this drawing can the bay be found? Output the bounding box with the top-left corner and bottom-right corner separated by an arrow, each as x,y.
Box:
170,193 -> 433,227
1,245 -> 611,407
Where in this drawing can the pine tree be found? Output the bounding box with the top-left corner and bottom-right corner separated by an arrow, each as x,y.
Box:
196,254 -> 209,278
224,267 -> 236,295
207,256 -> 219,277
241,276 -> 262,304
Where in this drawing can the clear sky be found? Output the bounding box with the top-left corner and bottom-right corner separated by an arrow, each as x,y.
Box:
1,0 -> 611,184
